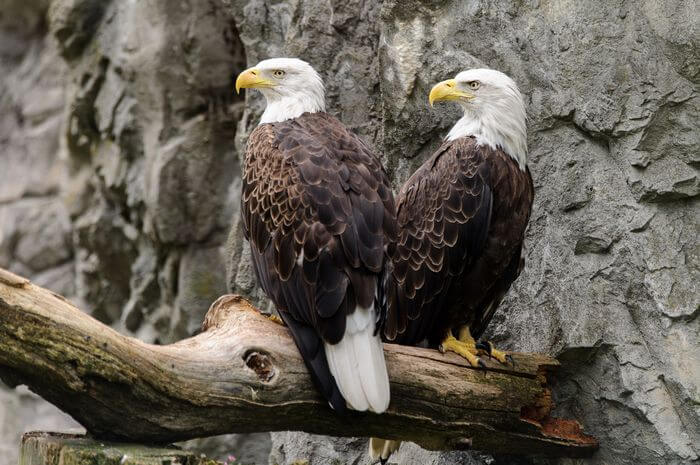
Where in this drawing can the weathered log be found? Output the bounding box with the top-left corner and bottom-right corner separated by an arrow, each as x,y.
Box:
19,431 -> 214,465
0,267 -> 597,456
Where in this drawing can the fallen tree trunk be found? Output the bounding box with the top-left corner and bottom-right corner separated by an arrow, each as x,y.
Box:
0,267 -> 596,457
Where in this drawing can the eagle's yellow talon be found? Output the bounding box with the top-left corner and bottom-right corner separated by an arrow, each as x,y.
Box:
481,344 -> 508,364
439,334 -> 483,368
489,346 -> 509,364
266,314 -> 285,326
476,340 -> 512,366
443,326 -> 514,368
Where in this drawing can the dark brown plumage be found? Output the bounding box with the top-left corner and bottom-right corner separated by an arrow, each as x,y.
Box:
384,136 -> 534,346
242,111 -> 396,411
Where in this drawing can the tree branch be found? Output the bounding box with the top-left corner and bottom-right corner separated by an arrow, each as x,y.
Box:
0,267 -> 596,456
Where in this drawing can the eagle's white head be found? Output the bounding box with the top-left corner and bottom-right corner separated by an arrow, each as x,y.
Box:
429,68 -> 527,169
236,58 -> 326,125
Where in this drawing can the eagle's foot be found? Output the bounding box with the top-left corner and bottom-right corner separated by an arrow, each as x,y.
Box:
439,334 -> 485,368
369,437 -> 401,464
266,314 -> 285,326
476,341 -> 513,366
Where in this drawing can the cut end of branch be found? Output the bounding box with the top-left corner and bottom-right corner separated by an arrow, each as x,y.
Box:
520,366 -> 598,450
539,417 -> 598,446
520,409 -> 598,449
201,293 -> 258,331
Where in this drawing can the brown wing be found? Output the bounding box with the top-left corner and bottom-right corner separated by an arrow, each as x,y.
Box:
384,137 -> 493,344
241,112 -> 396,410
469,164 -> 534,340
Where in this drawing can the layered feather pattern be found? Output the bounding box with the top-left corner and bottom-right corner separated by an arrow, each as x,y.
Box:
385,136 -> 534,346
242,111 -> 396,412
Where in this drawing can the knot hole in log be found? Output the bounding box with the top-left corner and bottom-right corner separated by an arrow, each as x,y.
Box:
244,350 -> 276,382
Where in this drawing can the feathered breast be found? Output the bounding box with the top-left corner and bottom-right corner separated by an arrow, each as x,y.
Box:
385,136 -> 533,344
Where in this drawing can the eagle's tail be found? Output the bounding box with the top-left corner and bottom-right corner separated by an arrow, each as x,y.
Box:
369,438 -> 401,464
324,303 -> 390,413
282,316 -> 347,412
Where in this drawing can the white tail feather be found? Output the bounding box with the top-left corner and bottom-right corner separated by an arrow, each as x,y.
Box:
324,304 -> 390,413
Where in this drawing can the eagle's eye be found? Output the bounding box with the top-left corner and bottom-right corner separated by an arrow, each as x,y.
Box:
272,70 -> 286,79
468,81 -> 480,90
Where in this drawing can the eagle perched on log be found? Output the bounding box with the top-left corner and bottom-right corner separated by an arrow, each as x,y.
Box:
235,58 -> 397,413
372,69 -> 534,463
386,68 -> 534,365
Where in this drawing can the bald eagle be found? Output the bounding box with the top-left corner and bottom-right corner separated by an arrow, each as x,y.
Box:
386,68 -> 533,363
371,69 -> 534,462
235,58 -> 397,413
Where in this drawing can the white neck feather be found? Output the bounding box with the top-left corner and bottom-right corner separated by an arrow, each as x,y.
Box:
446,94 -> 528,170
257,68 -> 325,125
245,57 -> 326,124
259,92 -> 325,124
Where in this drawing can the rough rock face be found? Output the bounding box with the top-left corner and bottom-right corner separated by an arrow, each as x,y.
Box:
0,0 -> 259,463
0,2 -> 82,464
0,1 -> 697,465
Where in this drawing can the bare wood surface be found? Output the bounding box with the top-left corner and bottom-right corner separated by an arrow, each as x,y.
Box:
0,267 -> 597,456
20,431 -> 214,465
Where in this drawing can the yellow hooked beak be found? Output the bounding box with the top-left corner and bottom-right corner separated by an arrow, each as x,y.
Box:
428,79 -> 474,107
235,68 -> 275,94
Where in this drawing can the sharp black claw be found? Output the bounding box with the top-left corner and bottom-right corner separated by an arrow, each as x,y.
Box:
506,354 -> 515,367
475,341 -> 490,353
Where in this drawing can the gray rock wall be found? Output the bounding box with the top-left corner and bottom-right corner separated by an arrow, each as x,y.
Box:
0,1 -> 697,464
0,2 -> 83,463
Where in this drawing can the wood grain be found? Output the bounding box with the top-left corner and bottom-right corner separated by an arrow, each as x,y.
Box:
0,267 -> 597,456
